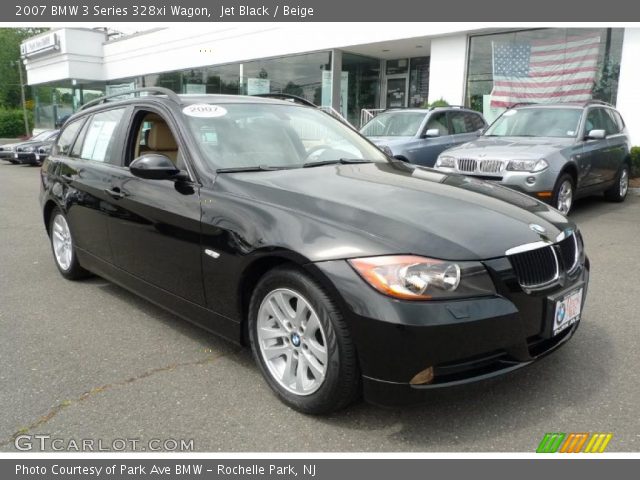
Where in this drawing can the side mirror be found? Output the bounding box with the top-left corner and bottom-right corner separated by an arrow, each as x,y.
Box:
585,129 -> 606,140
423,128 -> 440,138
130,154 -> 180,180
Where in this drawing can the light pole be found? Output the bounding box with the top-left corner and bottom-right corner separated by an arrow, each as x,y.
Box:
13,58 -> 30,137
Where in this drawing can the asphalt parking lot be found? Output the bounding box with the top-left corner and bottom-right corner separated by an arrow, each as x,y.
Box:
1,163 -> 639,452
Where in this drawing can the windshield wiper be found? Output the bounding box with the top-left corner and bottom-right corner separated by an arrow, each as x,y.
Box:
303,158 -> 373,168
216,165 -> 292,173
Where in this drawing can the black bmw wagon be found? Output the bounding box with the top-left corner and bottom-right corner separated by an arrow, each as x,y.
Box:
40,88 -> 589,413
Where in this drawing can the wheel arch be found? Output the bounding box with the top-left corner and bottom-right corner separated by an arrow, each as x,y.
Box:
43,199 -> 61,235
560,162 -> 579,187
236,250 -> 348,346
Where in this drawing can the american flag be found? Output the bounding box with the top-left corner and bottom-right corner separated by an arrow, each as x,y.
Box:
490,34 -> 601,108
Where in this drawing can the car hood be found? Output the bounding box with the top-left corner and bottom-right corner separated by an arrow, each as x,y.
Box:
366,136 -> 414,148
215,161 -> 573,261
17,140 -> 50,148
445,136 -> 574,159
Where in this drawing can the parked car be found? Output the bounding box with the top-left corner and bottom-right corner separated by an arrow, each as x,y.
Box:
3,130 -> 59,166
360,106 -> 487,167
36,144 -> 54,164
41,88 -> 589,413
434,101 -> 631,214
0,141 -> 22,163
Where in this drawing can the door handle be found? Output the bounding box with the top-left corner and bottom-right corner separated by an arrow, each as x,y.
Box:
104,187 -> 127,199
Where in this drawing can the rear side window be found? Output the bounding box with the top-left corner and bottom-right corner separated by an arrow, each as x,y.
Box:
55,119 -> 84,156
77,108 -> 126,163
603,109 -> 621,135
612,110 -> 625,130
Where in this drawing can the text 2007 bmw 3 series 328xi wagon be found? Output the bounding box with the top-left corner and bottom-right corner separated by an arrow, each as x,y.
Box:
40,88 -> 589,414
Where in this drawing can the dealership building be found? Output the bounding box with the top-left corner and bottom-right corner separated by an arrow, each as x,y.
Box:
20,24 -> 640,142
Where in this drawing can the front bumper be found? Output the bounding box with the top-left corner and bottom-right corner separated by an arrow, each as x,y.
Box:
13,152 -> 41,165
435,167 -> 560,202
315,255 -> 589,406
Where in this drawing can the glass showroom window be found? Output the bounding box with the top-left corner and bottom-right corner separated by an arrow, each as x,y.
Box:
466,28 -> 624,123
342,53 -> 381,127
34,85 -> 105,130
240,52 -> 332,104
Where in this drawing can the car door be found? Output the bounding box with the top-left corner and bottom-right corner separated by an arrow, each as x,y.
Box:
412,111 -> 453,167
448,110 -> 486,148
105,105 -> 206,306
578,107 -> 612,187
53,109 -> 129,264
602,108 -> 628,183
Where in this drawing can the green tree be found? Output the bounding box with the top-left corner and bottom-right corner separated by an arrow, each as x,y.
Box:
0,28 -> 48,109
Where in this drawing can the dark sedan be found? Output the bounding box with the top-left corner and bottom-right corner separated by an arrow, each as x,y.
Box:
4,130 -> 59,165
40,90 -> 589,413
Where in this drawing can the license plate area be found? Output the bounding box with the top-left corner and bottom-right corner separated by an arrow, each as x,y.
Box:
549,287 -> 583,336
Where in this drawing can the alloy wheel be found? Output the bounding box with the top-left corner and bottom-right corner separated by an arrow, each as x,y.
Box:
620,167 -> 629,197
557,180 -> 573,214
256,288 -> 328,396
51,214 -> 73,271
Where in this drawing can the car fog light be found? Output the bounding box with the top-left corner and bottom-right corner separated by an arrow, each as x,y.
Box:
410,367 -> 434,385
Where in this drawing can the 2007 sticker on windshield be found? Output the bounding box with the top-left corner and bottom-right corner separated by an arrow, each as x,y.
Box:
183,104 -> 227,118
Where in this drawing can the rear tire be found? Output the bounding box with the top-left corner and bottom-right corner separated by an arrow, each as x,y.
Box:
604,164 -> 629,203
48,208 -> 90,280
248,265 -> 360,414
552,173 -> 575,215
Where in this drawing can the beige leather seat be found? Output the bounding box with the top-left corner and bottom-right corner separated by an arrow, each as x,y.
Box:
146,121 -> 178,163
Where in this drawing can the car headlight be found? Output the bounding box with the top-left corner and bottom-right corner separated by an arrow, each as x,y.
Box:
435,155 -> 456,168
507,159 -> 548,172
378,145 -> 393,156
348,255 -> 496,300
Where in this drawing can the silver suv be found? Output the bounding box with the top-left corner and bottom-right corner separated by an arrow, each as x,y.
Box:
360,107 -> 487,167
434,101 -> 631,214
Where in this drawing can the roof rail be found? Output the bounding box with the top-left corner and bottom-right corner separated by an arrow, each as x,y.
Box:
251,93 -> 318,108
506,102 -> 537,109
79,87 -> 181,111
431,105 -> 467,110
584,99 -> 612,107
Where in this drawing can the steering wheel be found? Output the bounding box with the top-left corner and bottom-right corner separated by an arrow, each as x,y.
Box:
304,145 -> 330,161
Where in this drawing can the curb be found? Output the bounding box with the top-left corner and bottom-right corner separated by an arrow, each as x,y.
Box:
630,187 -> 640,195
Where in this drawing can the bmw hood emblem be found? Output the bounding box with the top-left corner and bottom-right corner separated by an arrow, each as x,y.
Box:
529,223 -> 547,235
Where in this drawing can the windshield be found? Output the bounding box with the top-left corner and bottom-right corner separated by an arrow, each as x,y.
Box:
360,111 -> 426,137
183,103 -> 387,170
31,130 -> 54,142
485,108 -> 582,138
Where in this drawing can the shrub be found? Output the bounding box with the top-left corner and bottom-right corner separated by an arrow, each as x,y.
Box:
420,98 -> 451,108
428,98 -> 450,108
0,109 -> 31,138
631,146 -> 640,178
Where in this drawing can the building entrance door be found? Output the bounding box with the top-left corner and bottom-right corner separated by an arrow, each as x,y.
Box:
384,75 -> 408,109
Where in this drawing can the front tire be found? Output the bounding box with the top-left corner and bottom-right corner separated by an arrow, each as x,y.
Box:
552,173 -> 575,215
604,164 -> 629,203
49,208 -> 90,280
248,266 -> 360,414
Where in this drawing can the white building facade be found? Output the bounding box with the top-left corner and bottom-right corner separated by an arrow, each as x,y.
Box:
21,24 -> 640,143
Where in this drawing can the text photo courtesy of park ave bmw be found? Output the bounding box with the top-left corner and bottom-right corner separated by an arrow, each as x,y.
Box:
1,0 -> 640,476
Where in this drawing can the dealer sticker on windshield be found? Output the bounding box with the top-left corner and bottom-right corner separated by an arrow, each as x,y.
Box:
182,104 -> 227,118
553,288 -> 583,336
